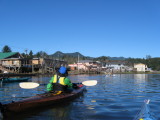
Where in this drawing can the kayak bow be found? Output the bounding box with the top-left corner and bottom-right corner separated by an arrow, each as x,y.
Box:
134,99 -> 157,120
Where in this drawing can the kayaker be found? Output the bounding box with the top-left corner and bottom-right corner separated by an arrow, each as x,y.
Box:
46,66 -> 73,93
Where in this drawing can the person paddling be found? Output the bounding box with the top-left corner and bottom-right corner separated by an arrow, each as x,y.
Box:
46,66 -> 73,93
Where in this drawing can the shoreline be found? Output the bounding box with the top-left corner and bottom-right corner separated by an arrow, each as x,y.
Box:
0,71 -> 160,77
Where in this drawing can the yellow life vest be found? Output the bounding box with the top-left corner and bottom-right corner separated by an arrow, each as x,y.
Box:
53,75 -> 66,86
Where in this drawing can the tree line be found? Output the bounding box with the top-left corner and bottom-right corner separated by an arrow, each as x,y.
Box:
127,56 -> 160,71
1,45 -> 48,59
1,45 -> 160,71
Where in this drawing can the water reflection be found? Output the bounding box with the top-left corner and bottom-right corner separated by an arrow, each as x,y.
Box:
134,74 -> 148,82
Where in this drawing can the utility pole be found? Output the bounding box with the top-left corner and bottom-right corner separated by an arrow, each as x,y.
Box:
77,53 -> 79,73
25,49 -> 28,58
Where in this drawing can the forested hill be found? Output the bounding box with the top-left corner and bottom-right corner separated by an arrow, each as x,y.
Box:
51,51 -> 126,60
51,51 -> 85,58
49,51 -> 126,63
50,51 -> 93,63
108,57 -> 126,60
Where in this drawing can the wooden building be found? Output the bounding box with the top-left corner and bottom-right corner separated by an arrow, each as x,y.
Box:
0,52 -> 24,73
0,52 -> 67,73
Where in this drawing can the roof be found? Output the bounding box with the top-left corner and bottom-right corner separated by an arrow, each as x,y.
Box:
78,60 -> 93,63
134,63 -> 146,66
0,52 -> 19,59
106,62 -> 125,65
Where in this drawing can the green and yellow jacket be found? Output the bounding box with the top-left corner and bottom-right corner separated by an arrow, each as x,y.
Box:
46,74 -> 73,92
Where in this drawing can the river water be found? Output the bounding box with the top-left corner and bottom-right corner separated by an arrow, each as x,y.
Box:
1,74 -> 160,120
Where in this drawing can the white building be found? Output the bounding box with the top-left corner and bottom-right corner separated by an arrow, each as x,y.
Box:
134,63 -> 148,72
105,62 -> 126,69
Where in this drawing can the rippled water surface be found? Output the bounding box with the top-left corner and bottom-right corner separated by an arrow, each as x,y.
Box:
1,74 -> 160,120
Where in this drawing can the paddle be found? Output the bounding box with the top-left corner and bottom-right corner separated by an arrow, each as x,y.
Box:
82,80 -> 97,86
19,80 -> 97,89
19,82 -> 39,89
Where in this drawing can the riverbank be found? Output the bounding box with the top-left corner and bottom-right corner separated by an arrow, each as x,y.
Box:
112,71 -> 160,74
0,73 -> 36,77
69,70 -> 160,75
0,71 -> 160,77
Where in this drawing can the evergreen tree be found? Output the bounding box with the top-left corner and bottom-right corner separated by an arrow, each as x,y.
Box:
21,53 -> 26,58
35,51 -> 48,58
29,50 -> 33,58
94,56 -> 108,62
35,52 -> 41,58
2,45 -> 12,52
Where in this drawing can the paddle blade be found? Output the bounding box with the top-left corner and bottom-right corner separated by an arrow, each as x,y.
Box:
19,82 -> 39,89
82,80 -> 97,86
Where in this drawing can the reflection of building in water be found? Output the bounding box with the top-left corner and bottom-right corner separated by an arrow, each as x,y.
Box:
133,74 -> 148,93
134,74 -> 148,82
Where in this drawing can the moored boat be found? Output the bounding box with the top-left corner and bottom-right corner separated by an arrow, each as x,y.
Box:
0,77 -> 31,83
1,83 -> 85,115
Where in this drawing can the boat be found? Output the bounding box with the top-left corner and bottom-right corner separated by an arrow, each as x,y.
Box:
0,77 -> 31,83
133,99 -> 157,120
1,83 -> 86,115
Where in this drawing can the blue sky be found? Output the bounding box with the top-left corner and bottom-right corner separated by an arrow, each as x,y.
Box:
0,0 -> 160,58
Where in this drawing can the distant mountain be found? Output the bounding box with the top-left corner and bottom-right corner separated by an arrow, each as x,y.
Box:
49,51 -> 93,63
51,51 -> 85,58
65,52 -> 84,58
50,51 -> 126,61
51,51 -> 65,58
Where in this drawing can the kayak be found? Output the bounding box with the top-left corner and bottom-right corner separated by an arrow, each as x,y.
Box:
133,99 -> 157,120
1,83 -> 85,114
0,77 -> 31,83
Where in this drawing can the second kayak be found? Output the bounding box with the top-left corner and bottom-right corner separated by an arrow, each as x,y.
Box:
133,99 -> 157,120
